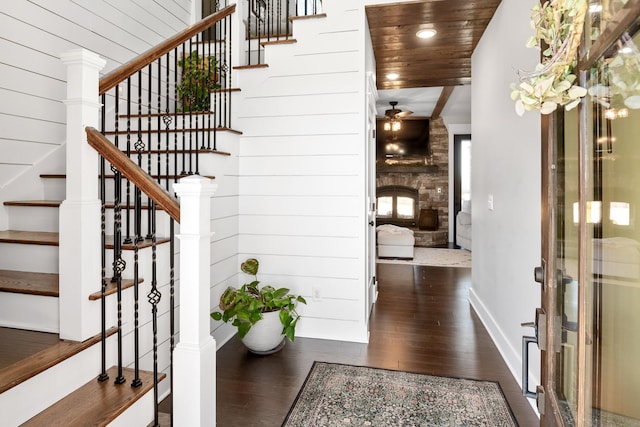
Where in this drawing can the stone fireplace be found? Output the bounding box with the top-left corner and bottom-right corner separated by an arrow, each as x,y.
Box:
376,117 -> 449,247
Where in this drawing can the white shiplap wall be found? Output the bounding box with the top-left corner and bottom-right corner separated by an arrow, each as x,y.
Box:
230,0 -> 370,343
0,0 -> 192,226
2,0 -> 374,346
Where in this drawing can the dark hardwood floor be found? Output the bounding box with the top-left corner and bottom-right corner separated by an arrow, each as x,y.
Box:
0,262 -> 538,425
213,263 -> 539,426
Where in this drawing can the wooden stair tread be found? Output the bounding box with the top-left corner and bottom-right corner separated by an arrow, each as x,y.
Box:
0,270 -> 59,297
105,173 -> 215,180
0,231 -> 167,250
233,64 -> 269,70
290,13 -> 327,21
41,174 -> 217,180
40,174 -> 65,179
211,87 -> 241,93
104,203 -> 168,210
120,148 -> 231,156
22,366 -> 164,427
88,278 -> 143,301
103,126 -> 241,135
260,39 -> 297,47
105,235 -> 171,250
0,328 -> 116,394
0,230 -> 59,246
3,200 -> 62,208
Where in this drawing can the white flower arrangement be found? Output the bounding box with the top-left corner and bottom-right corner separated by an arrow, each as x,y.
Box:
511,0 -> 588,116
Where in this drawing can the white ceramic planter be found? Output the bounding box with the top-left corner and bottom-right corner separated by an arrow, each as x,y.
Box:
240,310 -> 286,354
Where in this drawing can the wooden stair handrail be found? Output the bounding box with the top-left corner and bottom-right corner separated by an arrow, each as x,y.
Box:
85,127 -> 180,223
99,4 -> 236,94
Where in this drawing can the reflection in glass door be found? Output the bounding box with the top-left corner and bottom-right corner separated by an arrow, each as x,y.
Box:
547,9 -> 640,427
583,24 -> 640,425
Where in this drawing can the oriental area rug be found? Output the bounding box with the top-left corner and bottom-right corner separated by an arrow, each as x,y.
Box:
282,362 -> 518,427
377,248 -> 472,268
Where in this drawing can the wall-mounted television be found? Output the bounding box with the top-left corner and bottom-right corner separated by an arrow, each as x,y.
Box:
376,118 -> 430,160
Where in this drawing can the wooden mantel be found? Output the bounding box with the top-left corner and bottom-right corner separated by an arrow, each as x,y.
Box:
376,164 -> 439,174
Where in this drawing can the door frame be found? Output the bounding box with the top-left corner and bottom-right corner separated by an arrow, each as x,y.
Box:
453,133 -> 471,247
539,2 -> 640,425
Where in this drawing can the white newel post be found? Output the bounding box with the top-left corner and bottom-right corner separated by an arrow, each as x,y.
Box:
59,49 -> 106,341
173,176 -> 218,426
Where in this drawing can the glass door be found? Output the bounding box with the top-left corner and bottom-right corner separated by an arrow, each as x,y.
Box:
541,2 -> 640,426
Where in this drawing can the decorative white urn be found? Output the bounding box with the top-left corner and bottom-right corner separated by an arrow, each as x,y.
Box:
240,310 -> 286,354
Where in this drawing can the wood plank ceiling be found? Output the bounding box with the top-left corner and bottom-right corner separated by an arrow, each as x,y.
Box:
366,0 -> 502,91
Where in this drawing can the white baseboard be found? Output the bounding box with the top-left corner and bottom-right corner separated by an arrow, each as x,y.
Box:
468,287 -> 540,416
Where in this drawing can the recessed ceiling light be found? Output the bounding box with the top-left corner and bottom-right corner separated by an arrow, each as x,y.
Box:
386,72 -> 399,80
416,29 -> 437,39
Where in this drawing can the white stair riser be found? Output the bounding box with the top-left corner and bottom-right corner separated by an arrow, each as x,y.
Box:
107,389 -> 156,427
0,292 -> 58,333
6,206 -> 60,233
42,178 -> 66,200
104,242 -> 174,284
101,152 -> 231,182
0,335 -> 117,426
114,114 -> 220,132
104,208 -> 174,238
0,243 -> 58,273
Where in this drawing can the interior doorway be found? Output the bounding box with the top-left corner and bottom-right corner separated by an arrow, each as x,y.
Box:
453,134 -> 471,247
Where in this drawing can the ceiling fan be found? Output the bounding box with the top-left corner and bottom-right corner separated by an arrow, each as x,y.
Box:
384,101 -> 413,120
382,101 -> 413,132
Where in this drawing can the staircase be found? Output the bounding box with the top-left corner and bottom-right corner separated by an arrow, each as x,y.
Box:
0,1 -> 333,425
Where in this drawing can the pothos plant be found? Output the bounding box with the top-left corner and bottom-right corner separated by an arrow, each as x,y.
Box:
210,258 -> 307,341
177,50 -> 221,112
511,0 -> 589,115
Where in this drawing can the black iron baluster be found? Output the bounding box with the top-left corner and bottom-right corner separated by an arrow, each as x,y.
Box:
131,228 -> 142,388
257,1 -> 263,64
98,93 -> 109,383
147,201 -> 161,427
112,83 -> 126,384
112,85 -> 120,282
195,34 -> 201,175
174,48 -> 179,187
163,114 -> 172,188
181,42 -> 187,176
113,164 -> 126,385
206,25 -> 212,151
124,78 -> 133,244
147,64 -> 154,239
278,0 -> 282,39
132,75 -> 146,389
135,71 -> 144,243
157,56 -> 162,184
165,52 -> 172,191
169,218 -> 176,427
188,39 -> 194,175
286,0 -> 291,35
247,0 -> 252,65
228,15 -> 233,132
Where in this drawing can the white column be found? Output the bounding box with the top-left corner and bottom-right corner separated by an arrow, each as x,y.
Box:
173,175 -> 218,427
58,49 -> 106,341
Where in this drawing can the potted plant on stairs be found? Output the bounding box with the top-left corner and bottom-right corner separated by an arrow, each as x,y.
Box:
210,258 -> 307,354
177,50 -> 220,112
